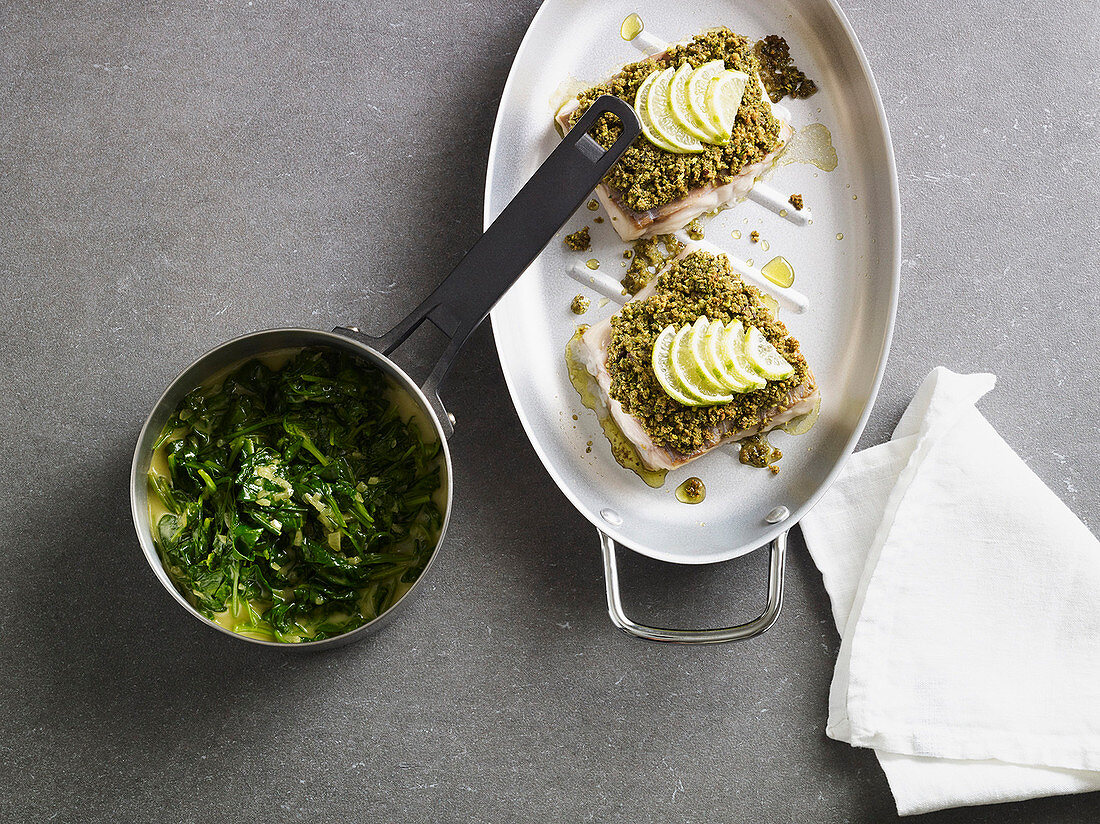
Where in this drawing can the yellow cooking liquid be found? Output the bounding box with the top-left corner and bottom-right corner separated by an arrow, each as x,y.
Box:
586,258 -> 600,270
620,12 -> 643,41
565,328 -> 667,488
761,256 -> 795,288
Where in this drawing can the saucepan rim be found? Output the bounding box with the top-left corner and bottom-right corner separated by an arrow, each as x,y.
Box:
129,327 -> 454,650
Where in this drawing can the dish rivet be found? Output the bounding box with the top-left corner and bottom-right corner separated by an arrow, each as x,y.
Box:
765,505 -> 790,524
348,326 -> 360,332
448,413 -> 456,425
600,508 -> 623,526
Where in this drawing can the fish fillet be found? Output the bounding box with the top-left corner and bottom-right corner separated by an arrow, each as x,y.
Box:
572,248 -> 818,472
556,64 -> 791,241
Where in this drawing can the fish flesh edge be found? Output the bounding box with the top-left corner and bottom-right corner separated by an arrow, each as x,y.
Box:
556,75 -> 791,241
571,247 -> 819,472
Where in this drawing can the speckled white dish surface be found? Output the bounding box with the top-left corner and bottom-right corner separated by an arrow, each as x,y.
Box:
486,0 -> 899,564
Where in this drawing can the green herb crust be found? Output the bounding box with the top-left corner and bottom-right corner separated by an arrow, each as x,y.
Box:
606,251 -> 809,454
148,349 -> 443,643
568,28 -> 781,214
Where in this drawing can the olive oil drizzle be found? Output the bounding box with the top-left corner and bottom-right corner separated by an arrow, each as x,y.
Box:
566,329 -> 667,488
778,123 -> 838,172
760,256 -> 795,288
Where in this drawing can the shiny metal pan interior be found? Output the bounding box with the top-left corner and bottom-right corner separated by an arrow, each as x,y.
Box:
487,0 -> 900,565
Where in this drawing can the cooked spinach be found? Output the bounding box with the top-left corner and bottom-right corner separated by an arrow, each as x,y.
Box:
148,348 -> 443,642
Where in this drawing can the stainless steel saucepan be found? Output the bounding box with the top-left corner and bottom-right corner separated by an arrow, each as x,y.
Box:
130,96 -> 641,649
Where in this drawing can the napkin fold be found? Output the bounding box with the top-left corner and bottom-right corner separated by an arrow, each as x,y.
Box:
800,367 -> 1100,816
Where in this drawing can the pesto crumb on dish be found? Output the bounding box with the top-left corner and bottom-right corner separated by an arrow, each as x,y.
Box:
789,193 -> 804,210
606,251 -> 809,454
567,28 -> 782,214
754,35 -> 818,102
622,234 -> 685,295
570,294 -> 591,315
564,226 -> 591,252
739,432 -> 783,467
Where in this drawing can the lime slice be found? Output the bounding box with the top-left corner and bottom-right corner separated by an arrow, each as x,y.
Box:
652,325 -> 703,406
720,322 -> 767,391
634,71 -> 682,153
671,324 -> 733,405
669,63 -> 718,142
705,70 -> 749,143
743,325 -> 795,380
686,60 -> 726,143
646,68 -> 705,153
704,320 -> 754,392
689,316 -> 730,391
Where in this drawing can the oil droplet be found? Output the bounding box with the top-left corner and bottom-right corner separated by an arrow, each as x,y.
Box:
778,122 -> 839,172
586,258 -> 600,270
675,477 -> 706,504
620,12 -> 644,42
836,233 -> 844,241
731,230 -> 741,239
746,258 -> 754,267
779,209 -> 788,217
761,256 -> 795,288
587,199 -> 599,211
761,239 -> 770,252
852,194 -> 858,200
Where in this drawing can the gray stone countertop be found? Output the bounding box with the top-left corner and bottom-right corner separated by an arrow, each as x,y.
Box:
1,0 -> 1096,821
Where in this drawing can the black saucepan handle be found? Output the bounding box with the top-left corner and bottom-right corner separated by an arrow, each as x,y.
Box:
338,95 -> 640,436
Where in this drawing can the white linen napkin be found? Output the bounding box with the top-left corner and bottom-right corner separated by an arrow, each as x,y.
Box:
800,367 -> 1100,816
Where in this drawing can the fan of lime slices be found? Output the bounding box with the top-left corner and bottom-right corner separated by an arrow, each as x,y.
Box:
652,317 -> 793,406
634,60 -> 749,153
